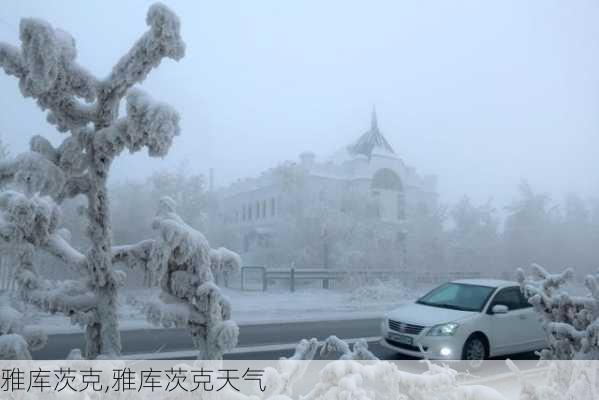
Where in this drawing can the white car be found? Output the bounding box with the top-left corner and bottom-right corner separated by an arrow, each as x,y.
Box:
380,279 -> 546,362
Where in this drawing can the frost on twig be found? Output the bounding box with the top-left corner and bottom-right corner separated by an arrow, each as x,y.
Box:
517,263 -> 599,360
0,2 -> 186,358
320,335 -> 378,360
261,338 -> 319,399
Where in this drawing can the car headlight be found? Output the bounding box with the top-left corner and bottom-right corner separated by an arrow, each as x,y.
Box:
427,322 -> 459,336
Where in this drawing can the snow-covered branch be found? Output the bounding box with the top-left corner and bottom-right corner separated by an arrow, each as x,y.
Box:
97,3 -> 185,126
111,239 -> 155,271
0,18 -> 97,132
93,89 -> 180,165
518,263 -> 599,359
42,232 -> 86,270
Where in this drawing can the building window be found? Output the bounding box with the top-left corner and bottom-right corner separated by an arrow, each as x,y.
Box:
261,200 -> 266,218
242,205 -> 246,221
248,204 -> 252,220
271,197 -> 276,217
256,201 -> 260,219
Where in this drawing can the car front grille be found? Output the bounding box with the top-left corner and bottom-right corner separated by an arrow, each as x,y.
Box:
385,338 -> 428,353
388,319 -> 425,335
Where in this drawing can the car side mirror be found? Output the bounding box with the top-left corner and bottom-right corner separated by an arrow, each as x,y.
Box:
492,304 -> 509,314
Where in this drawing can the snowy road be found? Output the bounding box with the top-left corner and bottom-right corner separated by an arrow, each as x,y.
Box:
35,318 -> 382,359
34,317 -> 537,365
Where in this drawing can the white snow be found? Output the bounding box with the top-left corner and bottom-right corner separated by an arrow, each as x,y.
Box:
30,282 -> 426,335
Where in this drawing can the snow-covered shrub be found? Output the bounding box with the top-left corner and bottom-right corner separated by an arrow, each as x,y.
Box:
303,356 -> 506,400
0,3 -> 185,358
210,246 -> 242,285
517,263 -> 599,360
126,197 -> 240,359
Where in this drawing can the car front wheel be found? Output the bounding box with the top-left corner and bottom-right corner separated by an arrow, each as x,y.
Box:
462,335 -> 487,368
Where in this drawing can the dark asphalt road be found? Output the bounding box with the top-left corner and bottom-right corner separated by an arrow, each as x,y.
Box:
35,318 -> 383,360
34,318 -> 537,370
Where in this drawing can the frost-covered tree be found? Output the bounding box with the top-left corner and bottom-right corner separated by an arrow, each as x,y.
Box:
124,197 -> 240,360
0,3 -> 185,358
517,264 -> 599,360
504,181 -> 558,269
448,196 -> 502,274
404,201 -> 448,272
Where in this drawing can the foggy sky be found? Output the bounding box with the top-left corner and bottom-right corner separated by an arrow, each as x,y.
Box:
1,0 -> 598,208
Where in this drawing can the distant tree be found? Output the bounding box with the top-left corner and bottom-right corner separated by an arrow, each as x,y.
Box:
404,202 -> 448,272
558,193 -> 595,275
448,196 -> 502,274
0,135 -> 9,160
503,180 -> 557,270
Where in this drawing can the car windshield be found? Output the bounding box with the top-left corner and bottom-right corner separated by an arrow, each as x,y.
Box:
416,282 -> 495,312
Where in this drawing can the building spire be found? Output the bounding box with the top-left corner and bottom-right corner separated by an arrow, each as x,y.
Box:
371,105 -> 378,131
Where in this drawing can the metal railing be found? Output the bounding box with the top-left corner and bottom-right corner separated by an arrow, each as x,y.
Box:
240,266 -> 483,292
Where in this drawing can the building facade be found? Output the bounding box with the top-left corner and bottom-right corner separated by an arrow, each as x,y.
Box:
215,109 -> 437,267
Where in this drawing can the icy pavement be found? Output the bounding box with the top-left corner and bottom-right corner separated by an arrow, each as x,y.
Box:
28,280 -> 429,335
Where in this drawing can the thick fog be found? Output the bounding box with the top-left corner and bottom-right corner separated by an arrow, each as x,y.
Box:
1,0 -> 598,206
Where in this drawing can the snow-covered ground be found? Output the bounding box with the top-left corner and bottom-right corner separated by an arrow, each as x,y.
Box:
28,280 -> 429,335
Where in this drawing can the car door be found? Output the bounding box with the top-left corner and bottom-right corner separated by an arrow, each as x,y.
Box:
486,286 -> 531,355
516,289 -> 546,350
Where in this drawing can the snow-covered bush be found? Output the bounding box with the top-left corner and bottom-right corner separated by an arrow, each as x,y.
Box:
517,263 -> 599,360
0,3 -> 185,358
210,246 -> 242,285
124,197 -> 240,360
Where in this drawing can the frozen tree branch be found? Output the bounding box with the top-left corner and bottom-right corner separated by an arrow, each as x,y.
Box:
93,89 -> 180,163
0,18 -> 97,132
97,3 -> 185,126
111,239 -> 155,271
43,232 -> 86,269
518,263 -> 599,359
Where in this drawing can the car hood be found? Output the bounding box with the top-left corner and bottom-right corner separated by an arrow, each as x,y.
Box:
386,302 -> 477,327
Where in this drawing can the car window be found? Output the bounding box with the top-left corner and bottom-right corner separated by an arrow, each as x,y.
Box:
416,283 -> 495,312
490,287 -> 523,311
518,289 -> 532,309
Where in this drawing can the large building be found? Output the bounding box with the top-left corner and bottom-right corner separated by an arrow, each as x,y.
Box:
216,108 -> 437,266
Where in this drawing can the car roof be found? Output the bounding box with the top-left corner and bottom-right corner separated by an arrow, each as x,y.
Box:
450,278 -> 518,288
